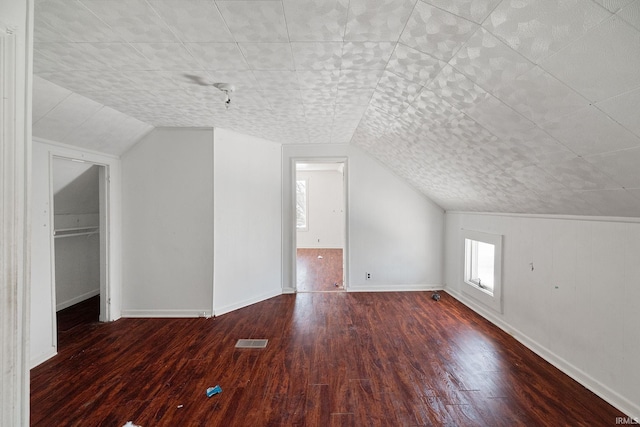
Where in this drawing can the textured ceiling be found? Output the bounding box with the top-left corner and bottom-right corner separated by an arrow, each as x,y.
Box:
33,75 -> 153,154
33,0 -> 640,216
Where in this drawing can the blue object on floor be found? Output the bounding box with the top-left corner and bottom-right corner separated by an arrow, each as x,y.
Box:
206,385 -> 222,397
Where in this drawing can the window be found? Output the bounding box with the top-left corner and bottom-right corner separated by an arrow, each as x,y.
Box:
462,230 -> 502,313
465,240 -> 495,295
296,179 -> 308,231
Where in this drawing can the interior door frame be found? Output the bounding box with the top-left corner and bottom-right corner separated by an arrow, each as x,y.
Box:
291,157 -> 349,292
0,21 -> 31,425
49,154 -> 112,345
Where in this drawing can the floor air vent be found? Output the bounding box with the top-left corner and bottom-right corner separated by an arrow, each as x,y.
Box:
235,339 -> 268,349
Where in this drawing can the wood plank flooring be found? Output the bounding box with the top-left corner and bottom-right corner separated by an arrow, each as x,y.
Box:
56,295 -> 100,348
31,292 -> 626,426
296,248 -> 343,292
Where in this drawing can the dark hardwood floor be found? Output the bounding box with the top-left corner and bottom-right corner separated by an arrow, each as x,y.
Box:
31,292 -> 625,426
296,248 -> 343,292
56,295 -> 100,348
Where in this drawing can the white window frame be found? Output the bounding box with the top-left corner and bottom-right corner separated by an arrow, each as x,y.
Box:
296,178 -> 308,232
462,229 -> 503,313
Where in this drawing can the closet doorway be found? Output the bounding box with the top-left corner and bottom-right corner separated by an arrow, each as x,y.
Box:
51,157 -> 108,348
295,161 -> 347,292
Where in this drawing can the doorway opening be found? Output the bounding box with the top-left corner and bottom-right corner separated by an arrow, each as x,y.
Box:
294,161 -> 347,292
51,157 -> 109,349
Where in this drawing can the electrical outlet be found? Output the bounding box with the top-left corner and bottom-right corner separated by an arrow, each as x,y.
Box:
366,272 -> 371,280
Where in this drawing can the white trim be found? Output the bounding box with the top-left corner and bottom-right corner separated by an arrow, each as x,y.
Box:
347,284 -> 444,292
34,140 -> 122,323
446,210 -> 640,224
56,289 -> 100,312
445,288 -> 640,419
0,19 -> 31,426
48,154 -> 110,331
214,288 -> 282,317
33,137 -> 120,160
34,137 -> 120,162
97,164 -> 109,322
121,309 -> 213,318
46,152 -> 57,349
340,160 -> 350,289
29,348 -> 56,369
30,349 -> 56,369
211,128 -> 216,325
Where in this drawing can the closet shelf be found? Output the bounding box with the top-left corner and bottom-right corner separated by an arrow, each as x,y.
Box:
54,226 -> 99,239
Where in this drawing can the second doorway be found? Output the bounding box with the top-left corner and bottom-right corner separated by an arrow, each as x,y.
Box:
295,161 -> 346,292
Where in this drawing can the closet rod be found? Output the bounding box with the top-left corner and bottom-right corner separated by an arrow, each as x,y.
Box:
54,231 -> 99,239
54,226 -> 99,233
54,226 -> 99,239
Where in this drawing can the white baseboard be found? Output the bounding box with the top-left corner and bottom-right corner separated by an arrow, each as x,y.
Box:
56,289 -> 100,312
214,288 -> 282,316
30,347 -> 57,369
347,283 -> 443,292
121,309 -> 212,318
445,287 -> 640,418
282,286 -> 296,294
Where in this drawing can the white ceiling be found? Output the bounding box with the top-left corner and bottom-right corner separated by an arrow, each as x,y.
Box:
33,75 -> 153,154
33,0 -> 640,216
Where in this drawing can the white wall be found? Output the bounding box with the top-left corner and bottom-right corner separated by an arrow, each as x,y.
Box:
31,143 -> 56,366
445,212 -> 640,418
121,128 -> 213,317
282,144 -> 445,292
296,169 -> 344,249
54,215 -> 100,311
348,147 -> 444,290
213,128 -> 282,315
54,219 -> 100,311
31,139 -> 122,367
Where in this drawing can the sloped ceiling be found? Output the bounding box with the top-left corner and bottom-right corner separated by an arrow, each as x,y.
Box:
33,0 -> 640,216
33,76 -> 153,155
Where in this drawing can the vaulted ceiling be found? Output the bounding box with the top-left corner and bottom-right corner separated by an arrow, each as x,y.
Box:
33,0 -> 640,216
